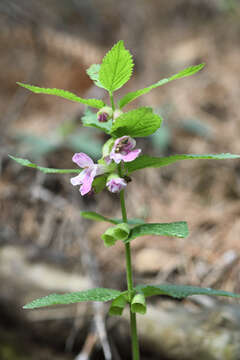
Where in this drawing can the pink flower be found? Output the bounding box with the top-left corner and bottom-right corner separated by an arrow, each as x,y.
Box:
98,113 -> 109,122
109,136 -> 141,164
106,176 -> 127,193
97,106 -> 113,122
70,153 -> 106,196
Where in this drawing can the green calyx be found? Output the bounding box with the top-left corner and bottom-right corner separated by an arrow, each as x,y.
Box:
101,223 -> 131,247
106,173 -> 120,182
109,294 -> 128,316
131,293 -> 146,315
102,138 -> 115,158
97,106 -> 113,122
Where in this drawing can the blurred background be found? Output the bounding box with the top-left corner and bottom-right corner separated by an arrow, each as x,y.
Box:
1,0 -> 240,359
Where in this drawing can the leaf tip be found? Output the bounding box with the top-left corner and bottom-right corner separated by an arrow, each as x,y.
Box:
16,82 -> 27,88
22,303 -> 32,309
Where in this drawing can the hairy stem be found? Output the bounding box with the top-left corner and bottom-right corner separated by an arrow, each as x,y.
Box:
118,165 -> 140,360
109,91 -> 115,111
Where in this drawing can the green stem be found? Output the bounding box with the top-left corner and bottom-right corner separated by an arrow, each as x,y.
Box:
109,92 -> 115,111
118,165 -> 140,360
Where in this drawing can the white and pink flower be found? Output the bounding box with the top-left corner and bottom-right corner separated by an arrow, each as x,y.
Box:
70,153 -> 107,196
109,136 -> 141,164
106,176 -> 127,193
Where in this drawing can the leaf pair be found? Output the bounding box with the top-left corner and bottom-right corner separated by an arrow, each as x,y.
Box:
17,41 -> 133,110
87,41 -> 205,108
9,153 -> 240,177
23,284 -> 240,310
81,210 -> 189,242
17,40 -> 204,114
82,106 -> 163,138
100,221 -> 188,247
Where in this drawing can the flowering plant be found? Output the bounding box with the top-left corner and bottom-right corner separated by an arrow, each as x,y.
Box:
10,41 -> 240,360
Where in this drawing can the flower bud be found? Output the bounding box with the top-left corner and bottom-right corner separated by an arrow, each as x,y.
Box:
106,174 -> 127,193
101,226 -> 118,247
101,222 -> 130,247
97,106 -> 113,122
131,293 -> 146,315
109,294 -> 127,316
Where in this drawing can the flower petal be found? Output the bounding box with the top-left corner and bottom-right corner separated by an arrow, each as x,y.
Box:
95,164 -> 108,176
109,151 -> 123,164
79,167 -> 96,196
114,136 -> 135,152
70,172 -> 85,186
72,153 -> 94,168
106,177 -> 127,193
122,149 -> 141,162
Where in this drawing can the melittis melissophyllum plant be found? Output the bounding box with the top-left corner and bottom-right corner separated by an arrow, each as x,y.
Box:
10,41 -> 240,360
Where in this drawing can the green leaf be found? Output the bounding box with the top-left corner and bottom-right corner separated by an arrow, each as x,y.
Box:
109,294 -> 128,316
110,107 -> 162,138
23,288 -> 121,309
118,63 -> 205,108
80,211 -> 144,225
87,64 -> 101,82
81,108 -> 112,133
125,222 -> 189,243
87,64 -> 104,88
131,293 -> 146,315
125,153 -> 240,174
80,211 -> 116,224
86,64 -> 105,89
9,155 -> 81,174
135,284 -> 240,300
99,40 -> 134,92
92,175 -> 108,194
17,82 -> 105,109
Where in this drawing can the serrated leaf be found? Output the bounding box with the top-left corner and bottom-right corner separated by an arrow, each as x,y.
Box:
17,82 -> 105,109
86,64 -> 105,89
110,107 -> 162,138
23,288 -> 121,309
80,211 -> 144,226
99,40 -> 134,92
9,155 -> 80,174
125,222 -> 189,243
135,284 -> 240,300
87,64 -> 101,82
81,108 -> 112,133
119,63 -> 205,109
125,153 -> 240,174
109,294 -> 128,316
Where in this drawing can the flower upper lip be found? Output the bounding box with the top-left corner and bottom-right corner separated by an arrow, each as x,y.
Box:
109,136 -> 141,164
